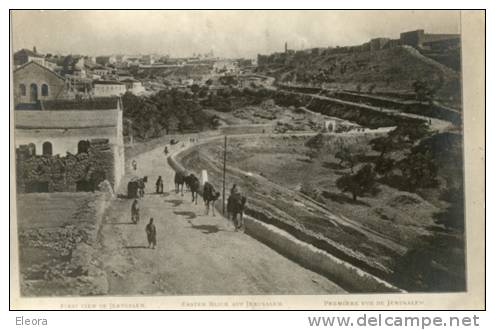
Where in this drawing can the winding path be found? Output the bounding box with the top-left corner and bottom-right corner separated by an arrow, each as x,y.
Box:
97,137 -> 345,295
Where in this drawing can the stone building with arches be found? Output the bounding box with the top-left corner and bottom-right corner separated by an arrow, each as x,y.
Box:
14,61 -> 66,106
14,97 -> 125,193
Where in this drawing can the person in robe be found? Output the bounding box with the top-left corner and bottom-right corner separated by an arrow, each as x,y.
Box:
145,218 -> 157,249
131,199 -> 140,224
155,176 -> 164,194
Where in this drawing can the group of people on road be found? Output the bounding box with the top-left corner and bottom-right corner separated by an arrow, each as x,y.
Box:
127,139 -> 249,250
129,158 -> 157,249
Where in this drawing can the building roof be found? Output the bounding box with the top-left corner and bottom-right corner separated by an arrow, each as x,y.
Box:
120,78 -> 139,83
40,97 -> 120,111
60,55 -> 83,67
14,61 -> 66,81
15,109 -> 120,129
45,57 -> 59,64
93,80 -> 124,85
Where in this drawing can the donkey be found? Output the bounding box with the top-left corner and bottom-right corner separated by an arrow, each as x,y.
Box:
184,174 -> 200,205
174,171 -> 185,196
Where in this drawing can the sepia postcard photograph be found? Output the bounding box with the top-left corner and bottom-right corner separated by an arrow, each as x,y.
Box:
9,9 -> 485,310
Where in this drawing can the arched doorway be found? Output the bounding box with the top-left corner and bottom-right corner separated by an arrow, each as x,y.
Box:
77,140 -> 90,154
30,83 -> 38,102
42,141 -> 52,156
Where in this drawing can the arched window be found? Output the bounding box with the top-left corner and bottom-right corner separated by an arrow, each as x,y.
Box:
42,141 -> 52,156
30,83 -> 38,102
77,140 -> 90,154
41,84 -> 49,97
19,84 -> 26,96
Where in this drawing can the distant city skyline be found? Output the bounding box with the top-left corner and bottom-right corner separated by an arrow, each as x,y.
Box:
12,10 -> 461,58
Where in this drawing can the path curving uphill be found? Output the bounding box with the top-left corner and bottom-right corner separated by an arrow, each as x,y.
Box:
96,132 -> 346,296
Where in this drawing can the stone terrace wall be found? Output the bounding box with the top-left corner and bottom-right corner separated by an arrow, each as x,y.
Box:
16,139 -> 115,193
332,91 -> 462,125
272,90 -> 426,128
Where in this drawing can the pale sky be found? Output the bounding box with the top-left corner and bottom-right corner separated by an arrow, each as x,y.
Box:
11,10 -> 461,58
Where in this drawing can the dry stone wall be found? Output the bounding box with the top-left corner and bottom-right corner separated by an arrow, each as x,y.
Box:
16,139 -> 115,193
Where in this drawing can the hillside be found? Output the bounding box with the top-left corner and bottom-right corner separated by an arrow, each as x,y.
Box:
257,46 -> 461,107
178,132 -> 465,292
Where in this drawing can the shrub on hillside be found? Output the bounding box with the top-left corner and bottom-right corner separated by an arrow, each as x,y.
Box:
370,122 -> 430,159
336,164 -> 377,201
397,149 -> 439,191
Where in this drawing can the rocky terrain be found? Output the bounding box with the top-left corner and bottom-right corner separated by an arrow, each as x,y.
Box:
205,99 -> 360,133
17,192 -> 111,296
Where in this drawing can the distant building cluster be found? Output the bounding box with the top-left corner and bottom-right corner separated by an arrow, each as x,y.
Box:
13,46 -> 259,107
13,48 -> 151,107
258,29 -> 460,65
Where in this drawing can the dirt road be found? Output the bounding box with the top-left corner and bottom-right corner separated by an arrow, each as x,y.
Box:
97,140 -> 345,295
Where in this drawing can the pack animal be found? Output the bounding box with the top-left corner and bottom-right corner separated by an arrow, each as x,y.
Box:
203,182 -> 221,216
184,174 -> 200,205
174,171 -> 185,196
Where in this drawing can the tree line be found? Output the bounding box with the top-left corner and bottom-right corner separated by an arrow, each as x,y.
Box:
122,89 -> 218,140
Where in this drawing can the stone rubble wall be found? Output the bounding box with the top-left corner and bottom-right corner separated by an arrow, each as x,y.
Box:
16,139 -> 116,193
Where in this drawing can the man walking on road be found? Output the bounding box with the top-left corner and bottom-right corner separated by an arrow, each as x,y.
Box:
145,218 -> 157,249
131,199 -> 140,224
